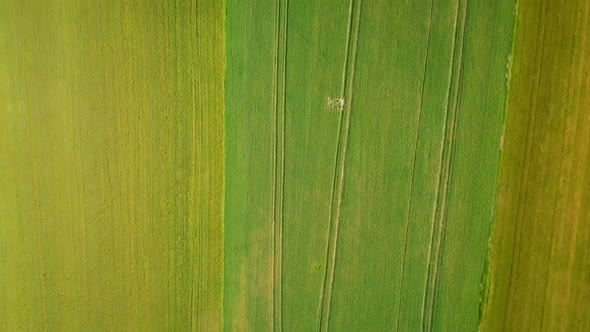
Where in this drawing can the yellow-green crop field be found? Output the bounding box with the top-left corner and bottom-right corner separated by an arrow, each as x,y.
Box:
0,1 -> 224,330
482,0 -> 590,330
1,0 -> 588,331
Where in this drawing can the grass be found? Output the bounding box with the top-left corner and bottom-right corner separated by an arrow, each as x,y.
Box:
481,0 -> 590,330
225,0 -> 514,330
0,1 -> 224,330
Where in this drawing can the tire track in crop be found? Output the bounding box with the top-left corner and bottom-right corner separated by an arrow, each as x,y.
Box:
188,2 -> 200,328
272,0 -> 289,330
395,1 -> 434,330
317,0 -> 362,330
421,0 -> 469,330
502,2 -> 548,329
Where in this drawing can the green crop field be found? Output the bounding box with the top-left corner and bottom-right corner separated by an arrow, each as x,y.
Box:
1,0 -> 589,331
225,0 -> 514,330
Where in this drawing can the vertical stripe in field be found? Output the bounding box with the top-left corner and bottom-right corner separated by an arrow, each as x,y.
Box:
271,0 -> 288,329
225,1 -> 277,330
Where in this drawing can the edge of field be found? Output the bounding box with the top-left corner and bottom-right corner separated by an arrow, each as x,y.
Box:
478,0 -> 519,325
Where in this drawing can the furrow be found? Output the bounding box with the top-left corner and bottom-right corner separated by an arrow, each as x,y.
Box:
189,2 -> 197,328
196,36 -> 205,326
272,0 -> 289,330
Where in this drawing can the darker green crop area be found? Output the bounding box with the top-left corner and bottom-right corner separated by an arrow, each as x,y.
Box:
224,0 -> 514,330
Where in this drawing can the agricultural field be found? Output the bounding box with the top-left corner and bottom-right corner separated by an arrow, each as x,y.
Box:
481,0 -> 590,330
225,0 -> 514,330
1,0 -> 589,331
0,1 -> 224,330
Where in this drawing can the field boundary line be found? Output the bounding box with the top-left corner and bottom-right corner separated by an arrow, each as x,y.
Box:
395,0 -> 434,330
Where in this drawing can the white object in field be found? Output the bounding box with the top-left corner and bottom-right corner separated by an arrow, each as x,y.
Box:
328,97 -> 345,111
